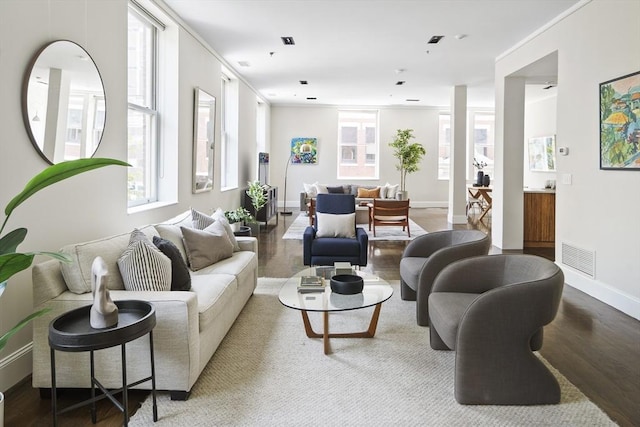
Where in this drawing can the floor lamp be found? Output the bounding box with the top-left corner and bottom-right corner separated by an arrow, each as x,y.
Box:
280,154 -> 293,215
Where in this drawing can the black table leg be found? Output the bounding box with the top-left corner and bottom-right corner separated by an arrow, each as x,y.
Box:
50,348 -> 57,427
90,350 -> 96,423
121,343 -> 128,426
149,331 -> 158,421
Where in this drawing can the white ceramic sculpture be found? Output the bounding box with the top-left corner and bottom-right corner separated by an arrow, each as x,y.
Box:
90,256 -> 118,329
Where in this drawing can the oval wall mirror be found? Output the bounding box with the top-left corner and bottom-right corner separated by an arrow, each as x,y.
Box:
22,40 -> 106,164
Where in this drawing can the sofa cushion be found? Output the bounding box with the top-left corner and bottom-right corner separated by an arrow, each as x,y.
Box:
118,229 -> 172,292
60,225 -> 159,294
153,236 -> 192,291
316,212 -> 356,238
181,226 -> 233,271
190,274 -> 237,332
327,185 -> 344,194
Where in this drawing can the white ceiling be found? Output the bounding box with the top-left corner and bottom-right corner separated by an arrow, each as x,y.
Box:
163,0 -> 579,108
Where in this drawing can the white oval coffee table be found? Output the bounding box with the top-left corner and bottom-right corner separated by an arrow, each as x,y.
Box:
278,267 -> 393,354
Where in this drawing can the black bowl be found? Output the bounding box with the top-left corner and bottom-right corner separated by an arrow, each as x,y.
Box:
330,274 -> 364,295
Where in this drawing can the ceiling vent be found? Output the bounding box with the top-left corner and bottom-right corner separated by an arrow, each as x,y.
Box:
396,81 -> 406,86
306,97 -> 317,100
281,36 -> 295,45
428,35 -> 444,44
406,99 -> 420,102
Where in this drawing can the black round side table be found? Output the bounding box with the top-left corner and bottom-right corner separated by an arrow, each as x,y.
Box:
48,300 -> 158,426
233,225 -> 252,236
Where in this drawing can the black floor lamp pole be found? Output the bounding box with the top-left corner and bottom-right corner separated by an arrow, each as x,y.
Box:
280,154 -> 293,215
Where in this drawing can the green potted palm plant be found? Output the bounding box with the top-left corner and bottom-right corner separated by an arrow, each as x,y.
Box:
389,129 -> 426,200
0,158 -> 128,353
246,181 -> 267,235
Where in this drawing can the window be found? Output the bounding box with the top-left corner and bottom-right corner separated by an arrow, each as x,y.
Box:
471,112 -> 495,179
127,4 -> 161,206
438,113 -> 450,180
220,72 -> 239,190
337,110 -> 378,179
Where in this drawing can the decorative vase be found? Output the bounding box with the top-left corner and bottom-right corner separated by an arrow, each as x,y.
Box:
90,257 -> 118,329
396,191 -> 408,201
230,222 -> 241,232
483,174 -> 491,186
476,171 -> 484,186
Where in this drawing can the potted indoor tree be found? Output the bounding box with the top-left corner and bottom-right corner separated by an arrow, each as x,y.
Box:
246,181 -> 267,235
0,158 -> 128,421
389,129 -> 426,200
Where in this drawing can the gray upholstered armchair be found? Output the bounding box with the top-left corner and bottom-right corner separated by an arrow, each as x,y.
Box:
399,230 -> 490,326
428,254 -> 564,405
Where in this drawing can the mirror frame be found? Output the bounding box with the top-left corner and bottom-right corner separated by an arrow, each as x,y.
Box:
192,87 -> 216,193
21,40 -> 106,165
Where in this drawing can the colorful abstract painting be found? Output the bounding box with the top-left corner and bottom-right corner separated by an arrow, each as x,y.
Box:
528,135 -> 556,172
291,137 -> 317,164
600,70 -> 640,170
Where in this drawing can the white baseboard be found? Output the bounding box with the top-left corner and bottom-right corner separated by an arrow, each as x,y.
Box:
562,267 -> 640,320
0,342 -> 33,391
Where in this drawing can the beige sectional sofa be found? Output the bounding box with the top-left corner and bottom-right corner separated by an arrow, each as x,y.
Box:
31,210 -> 258,400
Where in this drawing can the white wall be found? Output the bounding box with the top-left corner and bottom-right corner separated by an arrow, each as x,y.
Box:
270,106 -> 449,208
524,95 -> 558,189
496,0 -> 640,319
0,0 -> 266,390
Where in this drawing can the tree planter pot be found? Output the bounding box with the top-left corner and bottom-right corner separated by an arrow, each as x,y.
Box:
396,191 -> 408,201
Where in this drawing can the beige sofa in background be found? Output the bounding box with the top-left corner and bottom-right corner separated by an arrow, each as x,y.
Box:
31,210 -> 258,400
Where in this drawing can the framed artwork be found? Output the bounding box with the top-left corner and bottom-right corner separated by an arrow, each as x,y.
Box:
192,87 -> 215,193
291,137 -> 317,164
599,70 -> 640,170
528,135 -> 556,172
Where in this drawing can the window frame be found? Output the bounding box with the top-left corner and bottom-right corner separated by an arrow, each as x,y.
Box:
337,110 -> 379,180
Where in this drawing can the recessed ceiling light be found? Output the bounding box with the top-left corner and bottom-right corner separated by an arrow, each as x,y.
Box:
299,80 -> 308,85
454,34 -> 467,40
281,36 -> 295,45
396,81 -> 406,86
406,99 -> 420,102
394,68 -> 406,74
428,35 -> 444,44
238,61 -> 250,67
306,97 -> 317,100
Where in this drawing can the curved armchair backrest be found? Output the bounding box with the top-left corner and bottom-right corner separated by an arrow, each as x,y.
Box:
403,229 -> 489,259
315,193 -> 356,214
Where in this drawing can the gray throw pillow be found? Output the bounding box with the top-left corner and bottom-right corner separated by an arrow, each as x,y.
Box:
191,208 -> 215,230
117,229 -> 172,291
181,226 -> 234,271
153,236 -> 192,291
327,186 -> 344,194
211,208 -> 241,252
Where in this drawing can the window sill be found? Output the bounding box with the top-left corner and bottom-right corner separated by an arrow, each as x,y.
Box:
127,200 -> 177,215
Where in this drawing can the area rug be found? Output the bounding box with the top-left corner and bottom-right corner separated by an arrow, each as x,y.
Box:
282,212 -> 427,241
130,278 -> 615,426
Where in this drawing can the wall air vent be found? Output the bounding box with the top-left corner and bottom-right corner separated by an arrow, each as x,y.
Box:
281,36 -> 295,45
561,242 -> 595,278
428,35 -> 444,44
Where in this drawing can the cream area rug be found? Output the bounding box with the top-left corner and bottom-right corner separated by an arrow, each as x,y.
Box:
282,212 -> 427,241
130,278 -> 615,426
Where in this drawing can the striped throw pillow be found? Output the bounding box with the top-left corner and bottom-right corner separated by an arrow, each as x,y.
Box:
117,229 -> 172,291
191,208 -> 215,230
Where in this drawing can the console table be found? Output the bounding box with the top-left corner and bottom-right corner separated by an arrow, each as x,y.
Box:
48,300 -> 158,426
243,186 -> 278,226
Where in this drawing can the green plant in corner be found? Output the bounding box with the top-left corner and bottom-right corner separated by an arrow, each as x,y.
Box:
0,157 -> 129,352
389,129 -> 426,195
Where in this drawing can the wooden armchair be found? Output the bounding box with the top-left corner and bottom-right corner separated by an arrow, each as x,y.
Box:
369,199 -> 410,237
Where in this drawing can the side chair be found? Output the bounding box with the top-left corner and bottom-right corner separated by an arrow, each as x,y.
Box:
369,199 -> 410,237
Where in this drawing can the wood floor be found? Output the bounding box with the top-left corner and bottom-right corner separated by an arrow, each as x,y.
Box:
4,208 -> 639,426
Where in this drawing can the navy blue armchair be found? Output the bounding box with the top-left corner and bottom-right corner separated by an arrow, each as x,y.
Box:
303,194 -> 368,266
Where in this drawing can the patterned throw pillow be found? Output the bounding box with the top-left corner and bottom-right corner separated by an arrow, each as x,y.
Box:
152,236 -> 192,291
117,229 -> 172,291
191,208 -> 215,230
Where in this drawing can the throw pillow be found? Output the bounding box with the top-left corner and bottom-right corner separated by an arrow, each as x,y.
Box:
316,212 -> 356,238
153,236 -> 192,291
303,182 -> 318,198
117,229 -> 172,292
327,185 -> 344,194
357,187 -> 380,198
211,208 -> 241,252
155,224 -> 189,265
191,208 -> 215,230
181,226 -> 234,271
384,183 -> 399,199
314,183 -> 328,194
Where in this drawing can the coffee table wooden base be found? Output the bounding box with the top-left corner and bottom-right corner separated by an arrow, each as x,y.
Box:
300,303 -> 383,354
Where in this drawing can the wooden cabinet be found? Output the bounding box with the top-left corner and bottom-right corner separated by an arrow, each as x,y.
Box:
523,190 -> 555,248
243,186 -> 278,226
